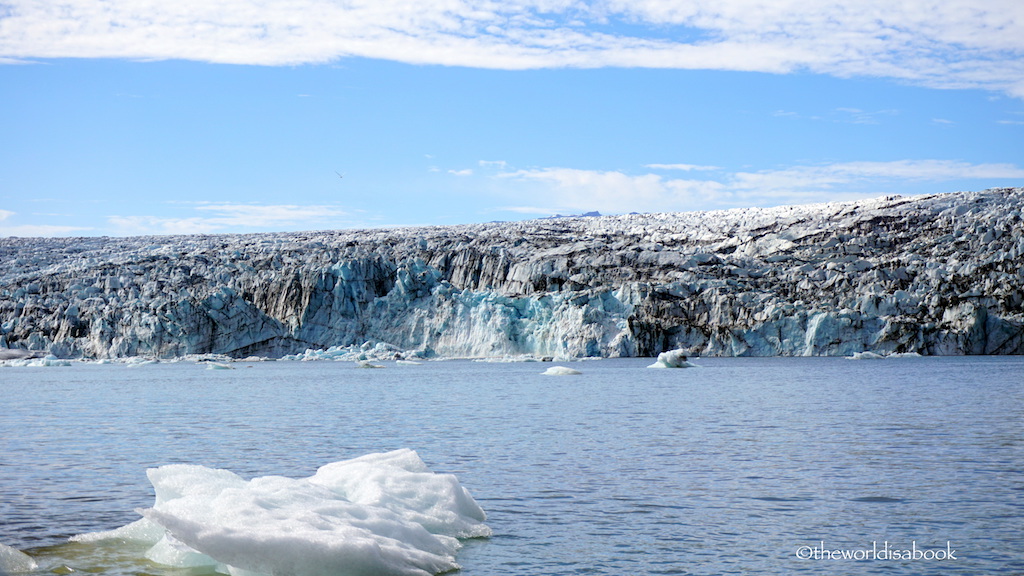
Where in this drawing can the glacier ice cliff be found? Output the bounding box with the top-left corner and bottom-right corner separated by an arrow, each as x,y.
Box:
1,188 -> 1023,359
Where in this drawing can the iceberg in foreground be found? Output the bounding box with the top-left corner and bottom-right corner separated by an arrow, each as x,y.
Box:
0,542 -> 37,574
74,449 -> 490,576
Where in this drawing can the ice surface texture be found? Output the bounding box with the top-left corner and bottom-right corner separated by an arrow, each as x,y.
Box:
0,542 -> 37,574
74,449 -> 489,576
2,188 -> 1023,359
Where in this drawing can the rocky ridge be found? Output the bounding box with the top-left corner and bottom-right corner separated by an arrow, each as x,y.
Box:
1,188 -> 1022,359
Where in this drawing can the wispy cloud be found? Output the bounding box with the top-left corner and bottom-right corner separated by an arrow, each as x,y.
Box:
479,160 -> 508,170
1,1 -> 1022,96
0,209 -> 92,237
107,203 -> 352,236
834,108 -> 900,125
773,107 -> 901,124
645,163 -> 720,171
493,159 -> 1024,215
500,167 -> 726,214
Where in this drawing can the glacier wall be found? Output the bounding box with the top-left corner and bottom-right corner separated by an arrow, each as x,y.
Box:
1,188 -> 1022,359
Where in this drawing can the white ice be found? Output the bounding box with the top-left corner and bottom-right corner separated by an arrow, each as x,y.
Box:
75,449 -> 490,576
541,366 -> 582,375
0,543 -> 37,574
0,354 -> 71,367
647,349 -> 695,368
848,351 -> 886,360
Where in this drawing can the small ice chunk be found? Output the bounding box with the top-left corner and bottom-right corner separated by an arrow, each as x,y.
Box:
849,351 -> 885,360
3,355 -> 71,367
647,350 -> 695,368
0,543 -> 37,573
355,361 -> 384,369
541,366 -> 582,376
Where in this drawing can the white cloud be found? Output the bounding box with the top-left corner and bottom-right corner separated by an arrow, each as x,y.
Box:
786,160 -> 1024,182
495,159 -> 1024,214
834,108 -> 899,125
448,169 -> 474,176
107,203 -> 351,235
500,167 -> 726,214
479,160 -> 508,169
645,163 -> 720,171
0,208 -> 94,237
0,224 -> 92,236
1,0 -> 1022,95
497,205 -> 560,215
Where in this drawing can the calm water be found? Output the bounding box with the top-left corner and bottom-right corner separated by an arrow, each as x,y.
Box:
1,357 -> 1022,575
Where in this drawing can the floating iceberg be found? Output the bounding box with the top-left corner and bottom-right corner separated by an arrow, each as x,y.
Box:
647,350 -> 696,368
74,450 -> 490,576
0,542 -> 37,573
849,351 -> 886,360
541,366 -> 582,376
282,342 -> 420,363
1,354 -> 71,367
848,351 -> 924,360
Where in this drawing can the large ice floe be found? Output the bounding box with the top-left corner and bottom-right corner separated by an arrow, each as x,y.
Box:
72,450 -> 490,576
2,188 -> 1023,359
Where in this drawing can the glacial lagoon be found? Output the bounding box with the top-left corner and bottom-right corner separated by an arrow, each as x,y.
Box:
1,356 -> 1022,575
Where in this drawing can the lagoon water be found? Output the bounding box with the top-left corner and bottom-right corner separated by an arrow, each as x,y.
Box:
2,356 -> 1022,575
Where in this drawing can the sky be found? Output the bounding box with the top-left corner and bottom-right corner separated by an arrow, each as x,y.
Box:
1,0 -> 1023,237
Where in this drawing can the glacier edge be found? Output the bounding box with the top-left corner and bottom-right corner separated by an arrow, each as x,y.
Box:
2,188 -> 1022,359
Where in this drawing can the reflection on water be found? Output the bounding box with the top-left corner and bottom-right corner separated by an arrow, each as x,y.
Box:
2,356 -> 1022,575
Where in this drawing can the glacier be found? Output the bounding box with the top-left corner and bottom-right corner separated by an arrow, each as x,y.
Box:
1,188 -> 1023,359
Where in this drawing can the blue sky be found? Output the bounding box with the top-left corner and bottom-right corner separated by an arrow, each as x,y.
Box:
1,1 -> 1023,236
